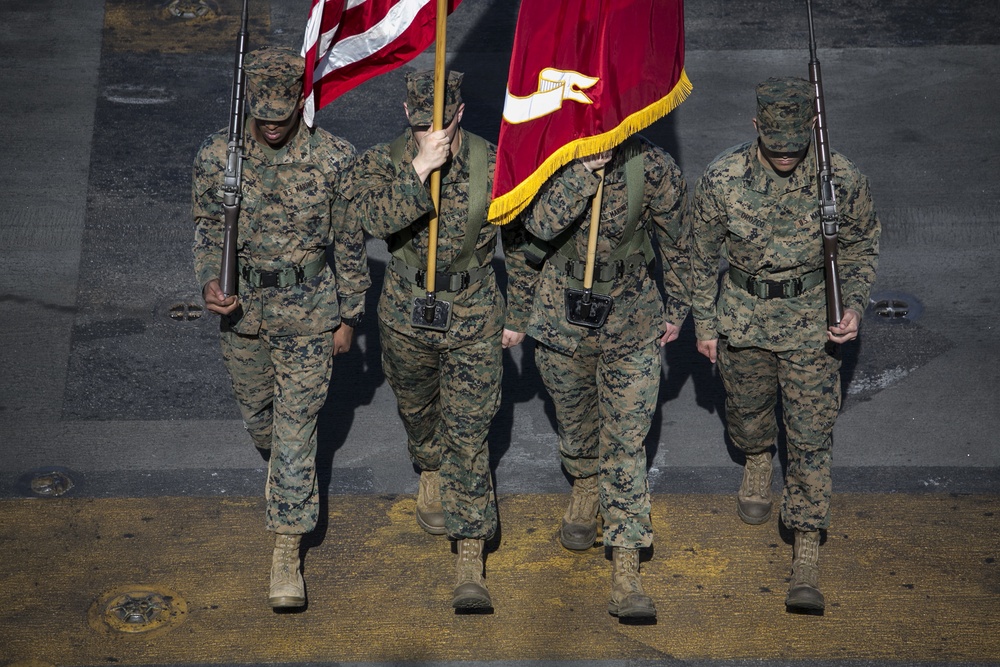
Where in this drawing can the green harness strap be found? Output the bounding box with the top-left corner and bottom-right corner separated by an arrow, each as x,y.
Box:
387,130 -> 491,274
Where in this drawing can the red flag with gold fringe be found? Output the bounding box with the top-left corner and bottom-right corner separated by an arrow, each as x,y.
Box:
488,0 -> 691,224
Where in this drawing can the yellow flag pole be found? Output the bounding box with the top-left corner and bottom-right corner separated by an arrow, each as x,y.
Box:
562,165 -> 612,328
582,167 -> 605,291
423,0 -> 448,299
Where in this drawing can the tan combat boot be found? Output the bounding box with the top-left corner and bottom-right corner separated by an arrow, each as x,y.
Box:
416,469 -> 446,535
786,529 -> 825,611
452,538 -> 493,610
268,533 -> 305,609
559,474 -> 600,550
737,451 -> 773,525
608,547 -> 656,618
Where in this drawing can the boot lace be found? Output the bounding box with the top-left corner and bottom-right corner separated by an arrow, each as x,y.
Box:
742,453 -> 772,499
791,532 -> 821,589
566,475 -> 599,524
455,539 -> 485,586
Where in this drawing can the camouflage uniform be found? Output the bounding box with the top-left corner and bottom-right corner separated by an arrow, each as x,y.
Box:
523,137 -> 690,548
192,48 -> 370,536
690,78 -> 880,532
340,72 -> 533,541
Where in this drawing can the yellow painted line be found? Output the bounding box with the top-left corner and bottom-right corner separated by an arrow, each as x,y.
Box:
1,493 -> 997,664
103,0 -> 270,54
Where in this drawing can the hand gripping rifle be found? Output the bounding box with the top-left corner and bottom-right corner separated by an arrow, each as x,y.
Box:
219,0 -> 250,298
806,0 -> 844,327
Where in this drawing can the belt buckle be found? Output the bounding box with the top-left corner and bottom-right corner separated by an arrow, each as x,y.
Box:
259,271 -> 279,288
786,277 -> 802,298
748,277 -> 777,299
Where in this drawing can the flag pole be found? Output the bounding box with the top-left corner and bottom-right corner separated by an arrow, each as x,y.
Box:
421,0 -> 448,317
581,167 -> 604,292
564,165 -> 613,329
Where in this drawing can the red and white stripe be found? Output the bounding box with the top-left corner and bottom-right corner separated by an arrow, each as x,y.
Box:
301,0 -> 462,127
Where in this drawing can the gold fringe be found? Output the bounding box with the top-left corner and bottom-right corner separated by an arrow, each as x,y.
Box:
489,69 -> 693,225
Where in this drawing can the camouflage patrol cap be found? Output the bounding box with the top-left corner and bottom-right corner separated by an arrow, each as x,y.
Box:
405,70 -> 464,127
755,77 -> 815,153
245,46 -> 305,121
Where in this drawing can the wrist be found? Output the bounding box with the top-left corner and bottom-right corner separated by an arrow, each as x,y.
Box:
340,314 -> 362,328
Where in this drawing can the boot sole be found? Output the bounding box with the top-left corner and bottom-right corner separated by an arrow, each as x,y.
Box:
416,512 -> 447,536
452,595 -> 493,611
268,595 -> 305,608
785,588 -> 825,611
608,602 -> 657,618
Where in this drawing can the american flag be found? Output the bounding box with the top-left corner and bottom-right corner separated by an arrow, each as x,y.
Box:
301,0 -> 462,127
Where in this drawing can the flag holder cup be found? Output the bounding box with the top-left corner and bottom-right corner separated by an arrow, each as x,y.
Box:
412,291 -> 452,331
565,167 -> 613,329
565,287 -> 612,328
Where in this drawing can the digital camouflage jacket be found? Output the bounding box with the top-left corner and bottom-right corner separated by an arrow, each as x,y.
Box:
691,139 -> 881,351
192,120 -> 370,336
522,137 -> 691,361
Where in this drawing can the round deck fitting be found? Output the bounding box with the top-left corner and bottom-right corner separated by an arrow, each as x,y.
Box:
89,586 -> 188,636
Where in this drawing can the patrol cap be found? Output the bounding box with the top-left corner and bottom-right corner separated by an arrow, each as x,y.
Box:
405,70 -> 463,127
755,77 -> 815,153
245,46 -> 305,121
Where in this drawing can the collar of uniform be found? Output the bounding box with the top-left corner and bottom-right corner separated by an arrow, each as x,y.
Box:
745,138 -> 815,196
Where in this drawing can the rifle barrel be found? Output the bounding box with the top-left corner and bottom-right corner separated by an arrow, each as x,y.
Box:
219,0 -> 250,298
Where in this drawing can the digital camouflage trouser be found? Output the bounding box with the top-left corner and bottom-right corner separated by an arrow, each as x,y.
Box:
379,321 -> 500,541
717,341 -> 841,531
221,328 -> 333,535
535,337 -> 660,549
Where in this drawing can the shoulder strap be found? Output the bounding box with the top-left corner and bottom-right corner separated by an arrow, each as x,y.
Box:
386,131 -> 417,261
450,132 -> 489,271
389,132 -> 408,170
612,136 -> 654,263
624,137 -> 645,234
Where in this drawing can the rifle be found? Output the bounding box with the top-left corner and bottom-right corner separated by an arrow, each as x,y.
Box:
806,0 -> 844,327
219,0 -> 250,298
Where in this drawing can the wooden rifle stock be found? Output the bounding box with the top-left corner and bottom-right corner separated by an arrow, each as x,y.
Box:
807,0 -> 844,327
219,0 -> 250,298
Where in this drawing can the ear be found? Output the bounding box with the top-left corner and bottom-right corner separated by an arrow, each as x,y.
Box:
751,117 -> 759,133
403,102 -> 411,122
453,103 -> 466,127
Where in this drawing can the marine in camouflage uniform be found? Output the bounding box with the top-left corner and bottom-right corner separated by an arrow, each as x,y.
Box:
522,136 -> 690,619
690,77 -> 880,611
192,46 -> 370,610
341,70 -> 533,611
